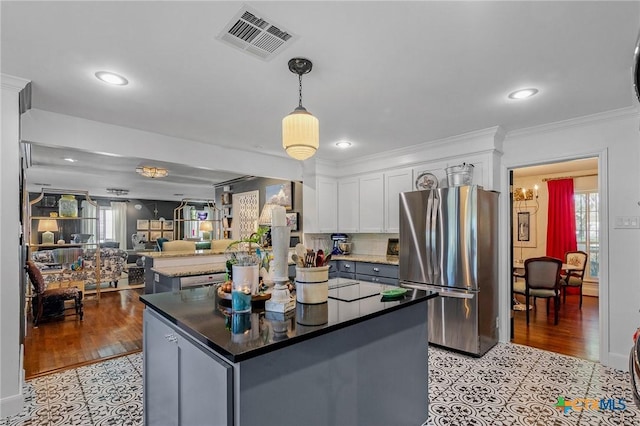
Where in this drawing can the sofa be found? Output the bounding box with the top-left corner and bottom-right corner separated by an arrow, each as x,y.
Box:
31,247 -> 128,290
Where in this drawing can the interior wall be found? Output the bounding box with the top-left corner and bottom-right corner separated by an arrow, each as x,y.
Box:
502,108 -> 640,370
1,75 -> 29,417
215,178 -> 303,238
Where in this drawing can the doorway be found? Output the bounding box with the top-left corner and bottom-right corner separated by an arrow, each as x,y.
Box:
510,157 -> 600,361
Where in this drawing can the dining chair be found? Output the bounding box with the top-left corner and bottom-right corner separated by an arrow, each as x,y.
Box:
561,250 -> 588,309
26,260 -> 83,326
513,256 -> 562,325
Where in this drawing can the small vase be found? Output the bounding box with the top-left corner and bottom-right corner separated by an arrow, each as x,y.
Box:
59,195 -> 78,218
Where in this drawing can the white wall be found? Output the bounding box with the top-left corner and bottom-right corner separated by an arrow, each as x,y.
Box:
502,108 -> 640,369
0,75 -> 29,417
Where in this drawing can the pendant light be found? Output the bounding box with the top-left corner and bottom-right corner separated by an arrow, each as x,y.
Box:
282,58 -> 319,161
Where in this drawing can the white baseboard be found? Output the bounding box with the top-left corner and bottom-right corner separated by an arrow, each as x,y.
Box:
583,281 -> 599,297
607,351 -> 629,372
0,390 -> 24,419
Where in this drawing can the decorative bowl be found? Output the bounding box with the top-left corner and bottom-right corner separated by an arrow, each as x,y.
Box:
71,233 -> 93,243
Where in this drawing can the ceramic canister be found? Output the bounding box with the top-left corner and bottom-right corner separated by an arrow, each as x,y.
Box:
295,265 -> 329,304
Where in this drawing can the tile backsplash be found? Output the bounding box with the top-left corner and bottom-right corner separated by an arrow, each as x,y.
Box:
304,233 -> 399,256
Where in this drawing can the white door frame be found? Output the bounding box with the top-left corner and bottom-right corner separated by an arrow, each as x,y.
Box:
499,149 -> 609,365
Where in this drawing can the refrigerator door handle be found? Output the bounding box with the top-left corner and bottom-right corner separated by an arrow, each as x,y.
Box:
426,190 -> 439,283
400,282 -> 475,299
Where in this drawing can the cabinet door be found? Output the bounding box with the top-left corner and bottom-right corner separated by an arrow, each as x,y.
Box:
384,168 -> 413,233
338,178 -> 359,233
144,310 -> 179,426
317,177 -> 338,233
179,335 -> 233,426
359,173 -> 384,233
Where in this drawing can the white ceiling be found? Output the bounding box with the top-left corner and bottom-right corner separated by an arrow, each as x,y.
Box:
2,1 -> 639,199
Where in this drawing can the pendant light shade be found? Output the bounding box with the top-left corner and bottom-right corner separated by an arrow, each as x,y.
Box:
282,106 -> 319,161
282,58 -> 319,161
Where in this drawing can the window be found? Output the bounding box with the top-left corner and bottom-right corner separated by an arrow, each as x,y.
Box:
574,191 -> 599,280
99,207 -> 114,242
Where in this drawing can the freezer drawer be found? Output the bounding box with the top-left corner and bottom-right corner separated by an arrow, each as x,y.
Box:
428,292 -> 480,355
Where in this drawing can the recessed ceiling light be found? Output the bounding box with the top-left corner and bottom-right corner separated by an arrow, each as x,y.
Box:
508,88 -> 539,100
63,157 -> 77,162
336,141 -> 352,148
95,71 -> 129,86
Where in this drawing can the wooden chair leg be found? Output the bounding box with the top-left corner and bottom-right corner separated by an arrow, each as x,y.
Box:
525,291 -> 530,324
579,285 -> 583,309
75,295 -> 84,320
554,295 -> 559,325
33,297 -> 43,327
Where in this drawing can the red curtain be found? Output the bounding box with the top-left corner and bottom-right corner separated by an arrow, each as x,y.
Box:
546,178 -> 577,260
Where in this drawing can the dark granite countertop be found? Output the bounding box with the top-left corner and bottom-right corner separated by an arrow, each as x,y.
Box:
140,280 -> 435,363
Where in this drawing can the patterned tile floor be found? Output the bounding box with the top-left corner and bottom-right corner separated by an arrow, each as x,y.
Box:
427,343 -> 640,426
0,353 -> 143,426
1,343 -> 638,425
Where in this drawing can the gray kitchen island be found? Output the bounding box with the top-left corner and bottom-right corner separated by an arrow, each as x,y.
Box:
140,281 -> 435,426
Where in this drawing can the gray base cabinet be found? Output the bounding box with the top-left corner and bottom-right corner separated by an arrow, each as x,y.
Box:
355,261 -> 398,285
143,300 -> 428,425
330,260 -> 398,285
144,309 -> 232,426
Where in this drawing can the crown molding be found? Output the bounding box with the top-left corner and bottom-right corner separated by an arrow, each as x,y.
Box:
1,73 -> 30,92
335,126 -> 505,171
506,106 -> 640,139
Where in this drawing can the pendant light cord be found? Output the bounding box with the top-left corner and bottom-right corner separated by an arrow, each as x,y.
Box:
298,74 -> 303,108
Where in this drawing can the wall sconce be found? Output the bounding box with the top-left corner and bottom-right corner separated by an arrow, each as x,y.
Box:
514,185 -> 539,215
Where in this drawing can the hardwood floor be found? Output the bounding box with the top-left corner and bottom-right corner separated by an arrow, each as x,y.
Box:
23,288 -> 144,379
512,292 -> 599,361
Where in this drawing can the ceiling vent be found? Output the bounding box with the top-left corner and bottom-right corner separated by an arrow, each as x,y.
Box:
217,5 -> 298,61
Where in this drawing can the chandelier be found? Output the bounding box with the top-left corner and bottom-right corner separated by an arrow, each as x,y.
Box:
136,166 -> 168,179
282,57 -> 319,161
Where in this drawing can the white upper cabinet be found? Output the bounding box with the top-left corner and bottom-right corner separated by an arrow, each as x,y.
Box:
359,173 -> 384,233
338,177 -> 359,233
384,168 -> 413,233
317,177 -> 338,233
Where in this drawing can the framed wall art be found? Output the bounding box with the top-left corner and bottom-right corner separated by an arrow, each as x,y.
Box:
136,219 -> 149,230
286,212 -> 298,232
162,231 -> 174,240
150,220 -> 162,230
514,207 -> 537,248
265,182 -> 292,210
149,231 -> 162,241
162,220 -> 173,230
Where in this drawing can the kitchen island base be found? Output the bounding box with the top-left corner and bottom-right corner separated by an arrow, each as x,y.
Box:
144,301 -> 428,426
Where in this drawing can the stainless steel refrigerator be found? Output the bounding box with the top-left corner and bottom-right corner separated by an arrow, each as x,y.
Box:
399,185 -> 499,356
